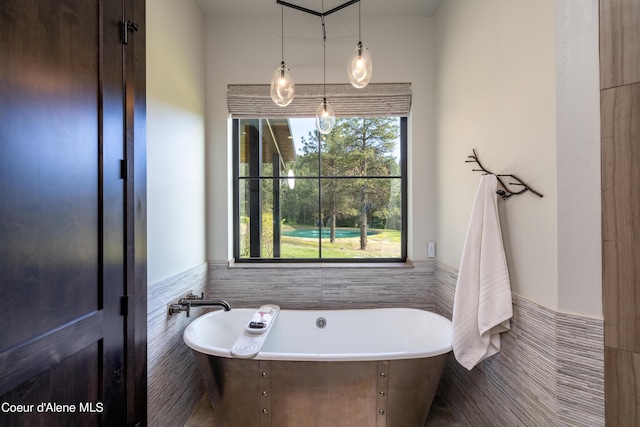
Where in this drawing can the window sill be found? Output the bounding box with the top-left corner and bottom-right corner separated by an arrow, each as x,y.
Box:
228,259 -> 416,269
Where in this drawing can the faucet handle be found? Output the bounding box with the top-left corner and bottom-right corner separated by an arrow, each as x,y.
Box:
186,292 -> 204,300
168,302 -> 190,316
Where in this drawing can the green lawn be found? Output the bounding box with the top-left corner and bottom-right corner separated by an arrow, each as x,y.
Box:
279,226 -> 401,259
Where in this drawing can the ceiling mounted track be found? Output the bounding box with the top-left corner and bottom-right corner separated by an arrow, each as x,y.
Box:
276,0 -> 360,17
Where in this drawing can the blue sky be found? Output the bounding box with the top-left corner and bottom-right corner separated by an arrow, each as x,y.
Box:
288,117 -> 316,155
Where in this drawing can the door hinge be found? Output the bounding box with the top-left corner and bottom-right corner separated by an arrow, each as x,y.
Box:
120,159 -> 129,180
120,20 -> 139,45
120,295 -> 129,316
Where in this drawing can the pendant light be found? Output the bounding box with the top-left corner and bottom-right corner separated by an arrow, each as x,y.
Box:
347,1 -> 372,88
270,5 -> 295,107
315,10 -> 335,134
287,169 -> 295,189
316,98 -> 335,135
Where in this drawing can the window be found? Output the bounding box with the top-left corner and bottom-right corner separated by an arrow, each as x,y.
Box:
233,116 -> 407,262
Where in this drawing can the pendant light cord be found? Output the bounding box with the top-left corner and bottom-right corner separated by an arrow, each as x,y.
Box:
323,22 -> 326,101
321,0 -> 326,103
281,4 -> 284,64
358,0 -> 361,43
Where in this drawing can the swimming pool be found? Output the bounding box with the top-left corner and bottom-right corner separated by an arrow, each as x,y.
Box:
282,228 -> 375,239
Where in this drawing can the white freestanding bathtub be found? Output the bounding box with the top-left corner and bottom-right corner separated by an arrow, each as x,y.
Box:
184,307 -> 452,427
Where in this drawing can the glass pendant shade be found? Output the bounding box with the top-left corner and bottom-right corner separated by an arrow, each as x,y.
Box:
347,42 -> 372,89
270,62 -> 295,107
315,98 -> 335,134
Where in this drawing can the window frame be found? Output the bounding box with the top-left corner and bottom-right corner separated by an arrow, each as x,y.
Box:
232,117 -> 408,263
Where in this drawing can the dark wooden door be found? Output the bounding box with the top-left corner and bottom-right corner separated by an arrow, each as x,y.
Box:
0,0 -> 144,425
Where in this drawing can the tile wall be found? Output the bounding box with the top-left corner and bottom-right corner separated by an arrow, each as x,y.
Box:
147,263 -> 208,427
147,260 -> 435,425
206,261 -> 436,311
148,260 -> 604,426
435,262 -> 604,426
600,0 -> 640,422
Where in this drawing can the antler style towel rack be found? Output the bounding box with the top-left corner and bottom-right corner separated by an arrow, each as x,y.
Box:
465,149 -> 543,200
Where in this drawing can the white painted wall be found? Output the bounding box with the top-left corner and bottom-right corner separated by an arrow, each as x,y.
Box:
555,0 -> 601,317
205,13 -> 436,261
145,0 -> 601,317
147,0 -> 207,284
434,0 -> 601,317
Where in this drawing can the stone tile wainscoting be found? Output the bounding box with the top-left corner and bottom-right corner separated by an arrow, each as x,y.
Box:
147,263 -> 209,427
434,262 -> 604,426
147,260 -> 436,426
206,260 -> 436,311
147,260 -> 604,426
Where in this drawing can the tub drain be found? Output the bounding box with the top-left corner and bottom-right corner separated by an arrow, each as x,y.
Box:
316,317 -> 327,328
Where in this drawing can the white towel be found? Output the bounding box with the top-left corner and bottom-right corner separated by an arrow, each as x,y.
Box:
452,174 -> 512,370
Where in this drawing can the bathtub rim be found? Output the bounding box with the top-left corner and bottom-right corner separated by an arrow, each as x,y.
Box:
184,307 -> 452,362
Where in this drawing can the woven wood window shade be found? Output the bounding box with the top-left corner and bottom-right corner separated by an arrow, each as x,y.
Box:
227,83 -> 411,118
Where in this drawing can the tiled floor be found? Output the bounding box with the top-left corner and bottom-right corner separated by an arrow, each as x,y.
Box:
184,393 -> 460,426
424,395 -> 461,427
